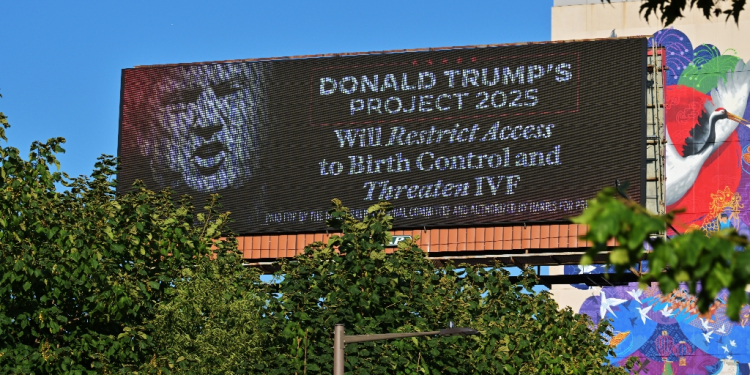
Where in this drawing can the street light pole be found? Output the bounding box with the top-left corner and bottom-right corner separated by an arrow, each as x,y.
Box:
332,324 -> 478,375
334,324 -> 345,375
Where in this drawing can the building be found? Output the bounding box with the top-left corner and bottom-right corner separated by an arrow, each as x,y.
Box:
550,1 -> 750,373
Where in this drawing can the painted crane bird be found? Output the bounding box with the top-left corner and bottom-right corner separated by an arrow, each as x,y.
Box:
666,61 -> 750,206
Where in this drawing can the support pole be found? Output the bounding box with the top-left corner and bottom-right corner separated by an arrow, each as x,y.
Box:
334,324 -> 345,375
332,323 -> 477,374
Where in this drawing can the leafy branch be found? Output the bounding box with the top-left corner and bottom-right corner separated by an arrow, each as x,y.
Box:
572,187 -> 750,320
600,0 -> 746,26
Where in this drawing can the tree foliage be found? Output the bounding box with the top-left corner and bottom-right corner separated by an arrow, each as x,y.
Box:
572,187 -> 750,321
0,107 -> 632,373
261,199 -> 631,375
0,113 -> 245,373
142,251 -> 268,374
601,0 -> 746,26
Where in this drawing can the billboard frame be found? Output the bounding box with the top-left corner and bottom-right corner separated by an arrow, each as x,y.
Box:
118,36 -> 651,236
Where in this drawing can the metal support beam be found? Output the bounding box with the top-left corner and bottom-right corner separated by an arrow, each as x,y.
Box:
332,324 -> 478,374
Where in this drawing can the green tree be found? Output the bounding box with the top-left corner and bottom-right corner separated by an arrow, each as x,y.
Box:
261,199 -> 631,375
0,113 -> 241,373
142,250 -> 268,374
0,104 -> 639,373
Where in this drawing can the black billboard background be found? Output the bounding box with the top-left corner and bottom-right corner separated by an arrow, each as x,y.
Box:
118,38 -> 646,235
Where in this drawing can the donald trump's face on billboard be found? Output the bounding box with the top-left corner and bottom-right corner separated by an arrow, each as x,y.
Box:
139,63 -> 268,192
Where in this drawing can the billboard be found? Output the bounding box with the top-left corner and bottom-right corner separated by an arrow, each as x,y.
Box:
118,38 -> 647,235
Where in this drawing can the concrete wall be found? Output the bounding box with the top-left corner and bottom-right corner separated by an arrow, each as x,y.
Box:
552,0 -> 750,58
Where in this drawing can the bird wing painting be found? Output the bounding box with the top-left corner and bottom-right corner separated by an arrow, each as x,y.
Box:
661,35 -> 750,233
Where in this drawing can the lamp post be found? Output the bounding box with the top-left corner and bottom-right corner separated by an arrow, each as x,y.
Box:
333,323 -> 479,375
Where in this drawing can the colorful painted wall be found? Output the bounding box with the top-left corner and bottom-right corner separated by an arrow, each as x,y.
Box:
577,282 -> 750,374
552,28 -> 750,374
657,29 -> 750,234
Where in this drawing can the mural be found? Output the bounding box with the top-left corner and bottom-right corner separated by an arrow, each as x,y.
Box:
565,28 -> 750,374
578,283 -> 750,374
657,28 -> 750,233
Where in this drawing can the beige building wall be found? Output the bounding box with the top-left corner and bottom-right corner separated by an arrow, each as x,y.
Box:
550,284 -> 601,311
552,0 -> 750,58
547,265 -> 599,312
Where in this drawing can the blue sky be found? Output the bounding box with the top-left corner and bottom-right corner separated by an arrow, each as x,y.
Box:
2,1 -> 554,281
0,0 -> 552,180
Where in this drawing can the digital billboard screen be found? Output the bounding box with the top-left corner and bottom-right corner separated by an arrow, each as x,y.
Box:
118,38 -> 647,235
